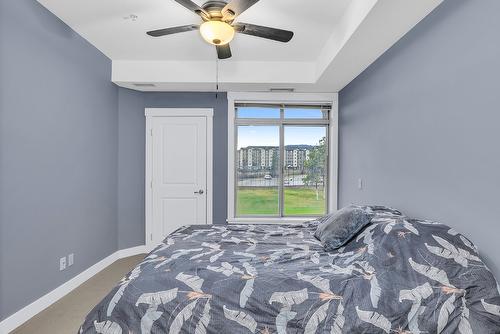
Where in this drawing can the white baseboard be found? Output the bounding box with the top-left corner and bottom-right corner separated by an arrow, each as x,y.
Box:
116,244 -> 154,258
0,245 -> 149,334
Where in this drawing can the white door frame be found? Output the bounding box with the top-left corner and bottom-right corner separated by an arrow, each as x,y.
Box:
145,108 -> 213,247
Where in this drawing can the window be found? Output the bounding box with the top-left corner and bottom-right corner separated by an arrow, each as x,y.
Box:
231,98 -> 335,220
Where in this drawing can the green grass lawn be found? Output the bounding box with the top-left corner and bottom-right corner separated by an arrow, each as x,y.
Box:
236,187 -> 325,216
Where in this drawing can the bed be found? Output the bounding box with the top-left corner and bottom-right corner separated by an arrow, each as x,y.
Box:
80,208 -> 500,333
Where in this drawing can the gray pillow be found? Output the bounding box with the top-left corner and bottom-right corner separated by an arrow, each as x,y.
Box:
314,205 -> 373,251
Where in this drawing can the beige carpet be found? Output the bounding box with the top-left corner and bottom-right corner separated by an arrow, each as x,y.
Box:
11,254 -> 146,334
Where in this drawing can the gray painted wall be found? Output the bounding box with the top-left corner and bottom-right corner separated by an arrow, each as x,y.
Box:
117,89 -> 228,249
339,0 -> 500,278
0,0 -> 118,320
117,89 -> 145,250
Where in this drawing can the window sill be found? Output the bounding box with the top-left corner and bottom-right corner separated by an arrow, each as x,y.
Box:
227,217 -> 316,224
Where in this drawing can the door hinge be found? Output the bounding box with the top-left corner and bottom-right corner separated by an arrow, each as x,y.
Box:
150,233 -> 153,241
150,128 -> 153,136
150,180 -> 153,188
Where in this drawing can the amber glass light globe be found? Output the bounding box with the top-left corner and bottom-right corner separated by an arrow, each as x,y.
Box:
200,21 -> 235,45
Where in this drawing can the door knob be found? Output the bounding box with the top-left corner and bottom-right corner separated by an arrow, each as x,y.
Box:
194,189 -> 204,194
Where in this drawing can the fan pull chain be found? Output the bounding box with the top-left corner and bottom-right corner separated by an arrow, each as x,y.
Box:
215,58 -> 220,99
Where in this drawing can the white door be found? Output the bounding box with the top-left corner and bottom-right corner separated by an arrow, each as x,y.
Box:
150,116 -> 208,245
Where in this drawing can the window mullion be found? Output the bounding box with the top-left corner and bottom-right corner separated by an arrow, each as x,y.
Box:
279,108 -> 285,217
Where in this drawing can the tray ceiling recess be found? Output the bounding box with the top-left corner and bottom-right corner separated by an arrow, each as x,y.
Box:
38,0 -> 443,92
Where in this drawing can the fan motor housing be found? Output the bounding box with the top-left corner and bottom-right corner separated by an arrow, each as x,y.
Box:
202,1 -> 228,19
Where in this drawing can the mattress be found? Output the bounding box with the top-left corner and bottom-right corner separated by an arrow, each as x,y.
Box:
80,212 -> 500,333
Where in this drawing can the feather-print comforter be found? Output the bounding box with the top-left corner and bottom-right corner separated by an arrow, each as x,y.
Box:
80,212 -> 500,333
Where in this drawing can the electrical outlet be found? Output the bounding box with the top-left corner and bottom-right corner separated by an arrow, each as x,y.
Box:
358,178 -> 363,190
59,257 -> 67,271
68,253 -> 74,267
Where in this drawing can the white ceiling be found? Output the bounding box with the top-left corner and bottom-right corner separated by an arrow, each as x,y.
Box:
37,0 -> 351,62
38,0 -> 443,92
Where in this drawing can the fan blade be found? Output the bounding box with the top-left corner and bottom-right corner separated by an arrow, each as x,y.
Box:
147,24 -> 199,37
222,0 -> 259,21
174,0 -> 210,20
216,44 -> 232,59
234,23 -> 293,42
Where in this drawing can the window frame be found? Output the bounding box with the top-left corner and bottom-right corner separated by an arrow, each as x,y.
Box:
227,92 -> 338,224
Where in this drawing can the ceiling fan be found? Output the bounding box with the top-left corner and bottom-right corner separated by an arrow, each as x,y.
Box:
146,0 -> 294,59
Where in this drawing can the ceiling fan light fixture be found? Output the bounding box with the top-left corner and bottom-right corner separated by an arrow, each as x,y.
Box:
200,21 -> 235,45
